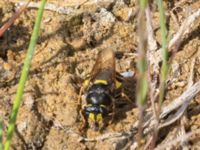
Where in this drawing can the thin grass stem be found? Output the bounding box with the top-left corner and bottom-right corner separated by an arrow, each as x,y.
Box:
139,0 -> 148,10
157,0 -> 169,117
4,0 -> 47,150
0,118 -> 3,150
150,0 -> 169,148
136,0 -> 148,144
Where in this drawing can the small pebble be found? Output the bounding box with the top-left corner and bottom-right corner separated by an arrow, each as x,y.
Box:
3,62 -> 11,71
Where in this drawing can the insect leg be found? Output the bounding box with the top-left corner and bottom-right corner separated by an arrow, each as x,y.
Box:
78,86 -> 84,107
79,108 -> 87,133
121,88 -> 133,104
78,79 -> 90,108
109,97 -> 116,125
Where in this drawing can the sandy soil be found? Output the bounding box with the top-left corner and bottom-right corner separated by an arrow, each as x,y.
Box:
0,0 -> 200,149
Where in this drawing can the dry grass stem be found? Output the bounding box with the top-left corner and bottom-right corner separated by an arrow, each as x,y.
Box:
143,74 -> 200,136
145,5 -> 157,51
0,0 -> 30,37
155,129 -> 200,150
16,2 -> 77,15
144,80 -> 200,135
158,100 -> 189,130
169,10 -> 180,28
161,81 -> 199,122
168,8 -> 200,51
180,115 -> 189,150
150,9 -> 200,75
15,1 -> 113,15
160,81 -> 200,119
79,131 -> 134,142
187,58 -> 196,88
157,57 -> 196,129
178,54 -> 198,150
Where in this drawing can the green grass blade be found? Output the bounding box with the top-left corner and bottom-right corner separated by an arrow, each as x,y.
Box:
157,0 -> 168,61
0,118 -> 3,150
4,0 -> 47,149
137,0 -> 148,107
139,0 -> 148,10
136,0 -> 148,144
157,0 -> 169,110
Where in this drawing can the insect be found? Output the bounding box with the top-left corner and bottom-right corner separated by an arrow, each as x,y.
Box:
78,49 -> 126,131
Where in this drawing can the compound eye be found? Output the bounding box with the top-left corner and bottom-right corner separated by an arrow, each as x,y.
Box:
100,106 -> 108,116
84,107 -> 90,116
85,111 -> 90,116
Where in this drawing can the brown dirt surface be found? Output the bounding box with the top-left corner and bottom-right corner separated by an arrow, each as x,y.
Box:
0,0 -> 200,149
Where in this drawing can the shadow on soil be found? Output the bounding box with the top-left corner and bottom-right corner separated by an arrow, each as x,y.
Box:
113,76 -> 137,124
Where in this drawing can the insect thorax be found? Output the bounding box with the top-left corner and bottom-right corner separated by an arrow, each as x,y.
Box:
85,83 -> 112,106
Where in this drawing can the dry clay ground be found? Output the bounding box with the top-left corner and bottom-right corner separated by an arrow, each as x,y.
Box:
0,0 -> 200,149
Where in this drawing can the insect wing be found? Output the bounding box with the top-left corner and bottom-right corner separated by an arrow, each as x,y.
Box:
90,49 -> 116,83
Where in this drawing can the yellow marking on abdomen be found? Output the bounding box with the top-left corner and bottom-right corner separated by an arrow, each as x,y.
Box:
94,80 -> 108,85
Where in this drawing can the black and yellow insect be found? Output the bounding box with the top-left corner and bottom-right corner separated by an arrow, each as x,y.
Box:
78,49 -> 124,131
